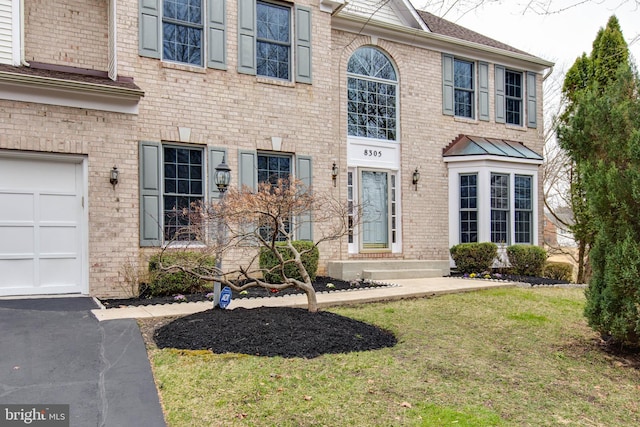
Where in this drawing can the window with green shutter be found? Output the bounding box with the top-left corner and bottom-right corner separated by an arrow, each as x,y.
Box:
237,1 -> 312,83
139,142 -> 226,246
139,0 -> 226,69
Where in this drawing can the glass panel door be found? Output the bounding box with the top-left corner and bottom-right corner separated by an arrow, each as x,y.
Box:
361,170 -> 389,249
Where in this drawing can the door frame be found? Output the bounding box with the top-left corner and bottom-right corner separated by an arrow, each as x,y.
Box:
358,167 -> 393,253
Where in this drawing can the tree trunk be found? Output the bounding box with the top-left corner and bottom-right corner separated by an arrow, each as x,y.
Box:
577,240 -> 586,284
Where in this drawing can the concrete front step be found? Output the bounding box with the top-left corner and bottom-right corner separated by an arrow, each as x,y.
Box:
362,268 -> 443,280
327,259 -> 450,281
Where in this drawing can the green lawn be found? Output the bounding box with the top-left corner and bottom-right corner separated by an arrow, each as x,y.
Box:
148,287 -> 640,426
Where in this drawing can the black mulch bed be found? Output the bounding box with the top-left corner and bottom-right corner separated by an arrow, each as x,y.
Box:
134,273 -> 573,359
450,272 -> 573,286
100,276 -> 387,308
153,306 -> 398,359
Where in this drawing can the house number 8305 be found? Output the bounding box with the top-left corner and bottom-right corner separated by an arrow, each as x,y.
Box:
364,149 -> 382,157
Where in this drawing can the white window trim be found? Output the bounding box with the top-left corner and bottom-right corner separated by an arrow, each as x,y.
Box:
160,143 -> 207,245
453,57 -> 475,120
256,0 -> 293,81
504,68 -> 524,127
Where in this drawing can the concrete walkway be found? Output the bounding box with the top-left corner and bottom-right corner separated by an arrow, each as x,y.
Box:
92,277 -> 515,321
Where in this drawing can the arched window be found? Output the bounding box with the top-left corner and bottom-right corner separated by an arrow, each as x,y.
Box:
347,47 -> 398,141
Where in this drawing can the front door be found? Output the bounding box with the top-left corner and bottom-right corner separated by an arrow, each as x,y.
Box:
361,170 -> 389,250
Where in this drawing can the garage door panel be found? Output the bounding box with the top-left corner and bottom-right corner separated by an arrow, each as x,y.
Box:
40,194 -> 77,222
40,258 -> 80,286
0,154 -> 86,296
0,193 -> 34,221
40,226 -> 78,254
0,226 -> 34,254
0,260 -> 34,287
0,158 -> 77,192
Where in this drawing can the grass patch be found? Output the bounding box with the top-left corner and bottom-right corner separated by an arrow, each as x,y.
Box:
148,287 -> 640,426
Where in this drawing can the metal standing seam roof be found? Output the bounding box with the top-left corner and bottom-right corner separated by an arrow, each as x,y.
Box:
443,135 -> 543,161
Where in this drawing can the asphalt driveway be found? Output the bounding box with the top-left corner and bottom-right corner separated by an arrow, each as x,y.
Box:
0,297 -> 165,427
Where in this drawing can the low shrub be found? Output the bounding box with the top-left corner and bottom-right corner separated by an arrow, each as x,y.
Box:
259,241 -> 319,283
506,245 -> 547,277
450,242 -> 498,274
147,252 -> 216,297
543,262 -> 573,282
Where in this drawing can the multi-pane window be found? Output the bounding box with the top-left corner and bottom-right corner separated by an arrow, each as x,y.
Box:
347,171 -> 354,243
347,47 -> 397,141
163,0 -> 203,66
460,174 -> 478,243
256,1 -> 291,80
514,175 -> 533,243
505,70 -> 522,125
163,146 -> 204,241
391,174 -> 397,244
258,154 -> 291,240
490,173 -> 509,244
258,154 -> 291,185
454,59 -> 474,118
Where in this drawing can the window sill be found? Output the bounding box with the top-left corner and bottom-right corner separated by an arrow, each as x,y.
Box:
505,123 -> 527,132
256,76 -> 295,88
162,241 -> 208,249
161,61 -> 207,74
454,116 -> 478,125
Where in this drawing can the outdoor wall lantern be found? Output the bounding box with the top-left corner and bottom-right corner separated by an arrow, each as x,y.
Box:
214,158 -> 231,193
412,168 -> 420,191
110,166 -> 119,187
331,162 -> 338,187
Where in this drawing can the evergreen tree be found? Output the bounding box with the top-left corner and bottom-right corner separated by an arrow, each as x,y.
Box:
558,16 -> 640,345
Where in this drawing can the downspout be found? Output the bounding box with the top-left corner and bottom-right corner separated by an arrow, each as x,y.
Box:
543,66 -> 554,82
20,0 -> 29,66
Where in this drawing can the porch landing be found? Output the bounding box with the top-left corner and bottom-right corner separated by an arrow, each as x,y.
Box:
326,260 -> 450,281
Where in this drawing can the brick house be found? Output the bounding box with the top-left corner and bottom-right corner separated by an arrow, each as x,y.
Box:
0,0 -> 552,297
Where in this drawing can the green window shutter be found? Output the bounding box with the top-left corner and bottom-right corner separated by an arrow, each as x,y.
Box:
527,72 -> 537,128
139,141 -> 162,247
495,65 -> 505,124
208,147 -> 227,200
237,0 -> 256,75
207,0 -> 227,70
478,62 -> 490,121
296,156 -> 313,241
139,0 -> 161,59
295,5 -> 312,84
442,54 -> 454,116
238,150 -> 257,190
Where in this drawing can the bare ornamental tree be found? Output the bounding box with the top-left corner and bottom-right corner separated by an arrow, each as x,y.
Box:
158,179 -> 360,313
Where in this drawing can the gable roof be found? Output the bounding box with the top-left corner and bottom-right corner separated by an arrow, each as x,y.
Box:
443,134 -> 543,161
417,11 -> 533,57
332,1 -> 554,70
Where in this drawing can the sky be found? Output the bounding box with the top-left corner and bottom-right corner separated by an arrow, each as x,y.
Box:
413,0 -> 640,74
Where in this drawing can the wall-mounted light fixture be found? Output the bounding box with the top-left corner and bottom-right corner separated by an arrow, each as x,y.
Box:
412,168 -> 420,191
214,157 -> 231,194
331,162 -> 339,187
110,166 -> 119,188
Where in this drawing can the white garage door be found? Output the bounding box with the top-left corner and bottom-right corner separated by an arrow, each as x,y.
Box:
0,154 -> 87,296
